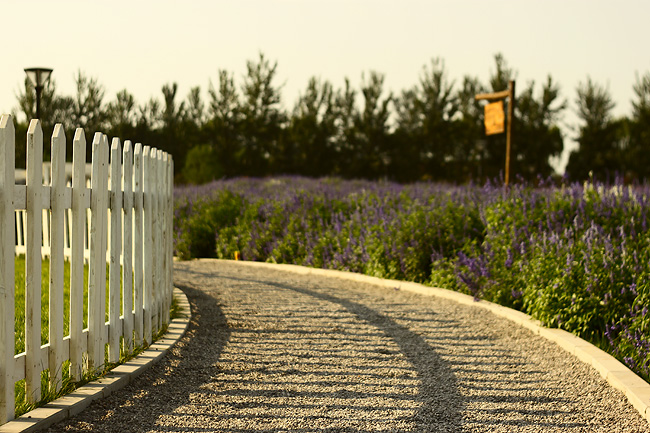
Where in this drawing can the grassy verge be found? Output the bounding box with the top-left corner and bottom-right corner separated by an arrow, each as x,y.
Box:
11,255 -> 182,418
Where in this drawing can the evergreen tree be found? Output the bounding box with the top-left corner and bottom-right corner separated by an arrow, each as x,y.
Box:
160,82 -> 189,170
70,71 -> 107,135
14,77 -> 73,166
567,77 -> 624,181
332,78 -> 358,177
181,86 -> 208,176
352,71 -> 392,179
106,89 -> 137,141
239,53 -> 286,175
417,58 -> 458,180
626,72 -> 650,181
288,77 -> 337,176
453,76 -> 486,182
186,86 -> 205,127
207,69 -> 241,177
513,76 -> 566,180
393,87 -> 424,181
134,97 -> 162,148
16,77 -> 71,128
11,53 -> 640,184
393,59 -> 457,181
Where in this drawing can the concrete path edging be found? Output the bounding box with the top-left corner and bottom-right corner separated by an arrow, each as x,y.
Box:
0,287 -> 191,433
220,259 -> 650,425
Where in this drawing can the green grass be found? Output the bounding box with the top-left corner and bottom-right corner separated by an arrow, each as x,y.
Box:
10,255 -> 182,419
13,255 -> 89,354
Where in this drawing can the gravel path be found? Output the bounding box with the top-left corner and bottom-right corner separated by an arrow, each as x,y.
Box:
45,259 -> 650,432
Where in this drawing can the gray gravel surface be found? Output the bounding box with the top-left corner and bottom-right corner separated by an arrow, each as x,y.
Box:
44,259 -> 650,432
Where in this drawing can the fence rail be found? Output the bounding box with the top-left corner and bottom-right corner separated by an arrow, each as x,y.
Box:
0,114 -> 174,424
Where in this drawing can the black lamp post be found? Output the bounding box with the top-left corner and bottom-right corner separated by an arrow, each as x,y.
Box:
24,67 -> 53,120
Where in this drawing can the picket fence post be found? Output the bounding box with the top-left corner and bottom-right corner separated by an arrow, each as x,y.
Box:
0,114 -> 16,422
48,125 -> 66,392
163,153 -> 172,324
133,143 -> 144,346
154,149 -> 162,331
25,119 -> 43,402
168,157 -> 174,322
108,139 -> 122,363
143,145 -> 153,342
88,133 -> 109,371
69,128 -> 87,381
122,141 -> 134,353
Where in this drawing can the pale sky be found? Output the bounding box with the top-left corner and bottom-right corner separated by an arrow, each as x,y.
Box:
2,0 -> 650,172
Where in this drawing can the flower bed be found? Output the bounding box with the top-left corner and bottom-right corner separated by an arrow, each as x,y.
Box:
174,176 -> 650,382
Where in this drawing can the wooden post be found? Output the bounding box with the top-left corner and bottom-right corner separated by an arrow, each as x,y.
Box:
143,146 -> 153,342
69,129 -> 86,380
0,114 -> 16,422
475,80 -> 516,187
133,143 -> 144,346
155,149 -> 163,330
505,80 -> 515,187
150,149 -> 158,332
88,133 -> 109,372
122,141 -> 134,352
48,124 -> 66,392
25,119 -> 43,403
108,139 -> 122,363
163,152 -> 172,325
168,157 -> 174,323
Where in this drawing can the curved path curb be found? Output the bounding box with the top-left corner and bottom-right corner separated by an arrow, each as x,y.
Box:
0,287 -> 191,433
223,259 -> 650,425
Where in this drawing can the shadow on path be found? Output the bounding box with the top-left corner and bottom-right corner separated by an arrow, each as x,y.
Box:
43,283 -> 232,432
259,277 -> 466,431
43,261 -> 618,432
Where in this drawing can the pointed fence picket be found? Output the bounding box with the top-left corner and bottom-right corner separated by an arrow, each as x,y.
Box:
122,141 -> 134,354
48,125 -> 66,393
0,115 -> 174,425
25,120 -> 44,402
133,143 -> 144,347
0,115 -> 16,423
69,129 -> 86,381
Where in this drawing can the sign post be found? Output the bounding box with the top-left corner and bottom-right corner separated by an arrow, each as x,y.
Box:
475,80 -> 515,186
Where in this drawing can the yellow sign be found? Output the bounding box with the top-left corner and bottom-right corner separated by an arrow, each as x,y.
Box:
484,100 -> 505,135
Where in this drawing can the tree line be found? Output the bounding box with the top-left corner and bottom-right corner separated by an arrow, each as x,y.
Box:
11,53 -> 650,184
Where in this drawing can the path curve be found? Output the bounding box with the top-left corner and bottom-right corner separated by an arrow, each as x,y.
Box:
45,259 -> 650,432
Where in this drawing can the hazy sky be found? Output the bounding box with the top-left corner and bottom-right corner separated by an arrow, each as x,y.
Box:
2,0 -> 650,171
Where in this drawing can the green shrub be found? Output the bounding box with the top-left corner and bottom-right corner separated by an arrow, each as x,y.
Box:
174,177 -> 650,382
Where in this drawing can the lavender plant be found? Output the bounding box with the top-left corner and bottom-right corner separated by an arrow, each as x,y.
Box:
174,176 -> 650,382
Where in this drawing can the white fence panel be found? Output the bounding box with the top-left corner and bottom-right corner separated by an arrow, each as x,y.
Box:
0,115 -> 173,425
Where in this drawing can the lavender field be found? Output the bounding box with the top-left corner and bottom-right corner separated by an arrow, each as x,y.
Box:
173,176 -> 650,382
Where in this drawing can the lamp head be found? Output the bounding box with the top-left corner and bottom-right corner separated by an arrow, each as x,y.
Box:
24,67 -> 53,89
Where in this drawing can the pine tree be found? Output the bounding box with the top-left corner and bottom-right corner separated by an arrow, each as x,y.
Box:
626,72 -> 650,181
567,77 -> 624,181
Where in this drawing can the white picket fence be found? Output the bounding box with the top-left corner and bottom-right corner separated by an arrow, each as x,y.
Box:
0,114 -> 174,424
